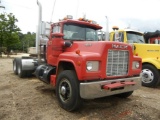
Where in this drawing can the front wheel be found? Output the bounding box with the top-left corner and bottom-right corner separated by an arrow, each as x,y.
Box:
56,70 -> 82,111
141,64 -> 160,87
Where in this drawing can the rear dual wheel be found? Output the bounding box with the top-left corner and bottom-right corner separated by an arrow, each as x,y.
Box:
13,58 -> 30,78
13,58 -> 18,75
17,59 -> 26,78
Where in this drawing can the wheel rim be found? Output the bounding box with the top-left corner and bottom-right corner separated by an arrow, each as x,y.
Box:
13,61 -> 16,72
141,69 -> 154,83
59,78 -> 72,103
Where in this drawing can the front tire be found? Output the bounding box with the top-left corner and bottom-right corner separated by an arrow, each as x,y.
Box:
141,64 -> 160,87
56,70 -> 82,111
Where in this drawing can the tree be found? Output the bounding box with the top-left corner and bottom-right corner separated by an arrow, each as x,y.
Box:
20,32 -> 36,52
0,13 -> 7,57
0,13 -> 21,57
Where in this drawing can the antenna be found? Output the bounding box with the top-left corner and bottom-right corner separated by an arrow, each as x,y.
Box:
50,0 -> 57,22
83,12 -> 86,19
127,21 -> 131,29
76,0 -> 79,18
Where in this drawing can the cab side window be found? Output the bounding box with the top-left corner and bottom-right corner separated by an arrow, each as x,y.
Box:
52,25 -> 61,33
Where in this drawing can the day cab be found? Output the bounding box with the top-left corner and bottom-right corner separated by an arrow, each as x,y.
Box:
13,16 -> 142,111
110,27 -> 160,87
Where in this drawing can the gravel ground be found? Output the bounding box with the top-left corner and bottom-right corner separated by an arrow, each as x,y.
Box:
0,57 -> 160,120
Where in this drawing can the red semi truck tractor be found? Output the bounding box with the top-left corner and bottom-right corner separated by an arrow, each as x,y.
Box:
13,15 -> 142,111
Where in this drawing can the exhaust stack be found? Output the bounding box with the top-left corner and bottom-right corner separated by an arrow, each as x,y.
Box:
105,16 -> 109,40
36,0 -> 42,63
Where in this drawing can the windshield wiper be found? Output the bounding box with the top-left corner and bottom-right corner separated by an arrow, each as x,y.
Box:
86,40 -> 94,41
74,39 -> 85,41
138,39 -> 144,43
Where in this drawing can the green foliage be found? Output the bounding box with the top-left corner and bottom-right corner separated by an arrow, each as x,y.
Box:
0,13 -> 21,56
0,13 -> 36,56
0,47 -> 7,54
20,32 -> 36,52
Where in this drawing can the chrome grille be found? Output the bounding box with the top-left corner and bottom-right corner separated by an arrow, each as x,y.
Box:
107,50 -> 129,76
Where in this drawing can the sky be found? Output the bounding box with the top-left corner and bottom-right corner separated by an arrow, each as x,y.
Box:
1,0 -> 160,33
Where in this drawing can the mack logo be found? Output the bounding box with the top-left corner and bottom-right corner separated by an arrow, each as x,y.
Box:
112,44 -> 128,49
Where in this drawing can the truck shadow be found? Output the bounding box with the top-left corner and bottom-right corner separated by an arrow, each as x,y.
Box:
81,95 -> 131,110
34,83 -> 134,112
156,85 -> 160,89
35,84 -> 55,95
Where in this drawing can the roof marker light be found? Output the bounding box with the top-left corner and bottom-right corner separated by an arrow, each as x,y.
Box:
66,15 -> 73,19
63,15 -> 73,20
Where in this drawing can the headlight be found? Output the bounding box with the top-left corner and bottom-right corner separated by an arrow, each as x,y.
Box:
86,62 -> 93,71
86,61 -> 99,71
132,61 -> 140,69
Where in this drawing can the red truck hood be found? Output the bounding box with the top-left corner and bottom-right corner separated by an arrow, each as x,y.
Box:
65,41 -> 132,54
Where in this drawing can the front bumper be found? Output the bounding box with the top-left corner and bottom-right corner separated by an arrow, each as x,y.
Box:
80,76 -> 141,99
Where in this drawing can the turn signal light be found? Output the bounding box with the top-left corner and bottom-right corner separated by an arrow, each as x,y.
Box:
75,49 -> 80,55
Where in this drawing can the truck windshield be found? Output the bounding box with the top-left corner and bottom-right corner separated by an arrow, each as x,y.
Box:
63,24 -> 99,41
126,32 -> 145,43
